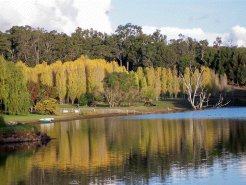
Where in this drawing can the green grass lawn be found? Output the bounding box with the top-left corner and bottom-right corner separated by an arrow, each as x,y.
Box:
59,104 -> 78,108
0,122 -> 38,134
2,113 -> 81,123
3,114 -> 52,122
2,99 -> 191,123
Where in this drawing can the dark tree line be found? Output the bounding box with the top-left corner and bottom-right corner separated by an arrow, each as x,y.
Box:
0,23 -> 245,85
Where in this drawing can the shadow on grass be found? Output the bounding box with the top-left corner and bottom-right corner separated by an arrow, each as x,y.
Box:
161,98 -> 192,109
228,88 -> 246,106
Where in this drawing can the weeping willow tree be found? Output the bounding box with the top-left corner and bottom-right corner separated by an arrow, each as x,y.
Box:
0,57 -> 30,114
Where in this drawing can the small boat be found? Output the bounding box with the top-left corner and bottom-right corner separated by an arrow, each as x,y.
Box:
39,118 -> 54,123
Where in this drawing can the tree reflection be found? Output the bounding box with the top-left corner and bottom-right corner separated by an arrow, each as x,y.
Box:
0,118 -> 246,184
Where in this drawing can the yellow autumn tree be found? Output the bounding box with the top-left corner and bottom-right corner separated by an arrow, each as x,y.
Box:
172,68 -> 179,98
15,61 -> 29,83
201,66 -> 212,89
85,61 -> 96,95
140,76 -> 148,98
74,58 -> 87,99
144,67 -> 157,100
51,61 -> 67,104
136,67 -> 145,94
167,68 -> 173,97
35,62 -> 53,86
64,62 -> 78,104
145,67 -> 155,87
28,66 -> 39,83
161,68 -> 167,96
154,67 -> 161,100
94,60 -> 106,95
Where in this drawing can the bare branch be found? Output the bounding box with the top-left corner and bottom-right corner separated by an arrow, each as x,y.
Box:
181,66 -> 229,110
214,94 -> 231,108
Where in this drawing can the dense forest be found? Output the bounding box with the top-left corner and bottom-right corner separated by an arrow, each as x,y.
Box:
0,23 -> 245,85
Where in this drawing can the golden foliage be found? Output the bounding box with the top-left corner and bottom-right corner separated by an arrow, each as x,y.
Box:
15,56 -> 218,102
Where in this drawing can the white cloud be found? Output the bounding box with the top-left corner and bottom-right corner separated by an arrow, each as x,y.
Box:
143,25 -> 229,46
230,25 -> 246,47
0,0 -> 112,34
143,25 -> 246,47
0,0 -> 245,47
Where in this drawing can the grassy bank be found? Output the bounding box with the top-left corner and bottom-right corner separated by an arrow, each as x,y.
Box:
3,99 -> 191,123
0,123 -> 38,135
0,116 -> 38,135
3,114 -> 75,123
0,116 -> 51,144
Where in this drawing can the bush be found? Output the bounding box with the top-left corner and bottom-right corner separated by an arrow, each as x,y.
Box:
35,98 -> 58,115
79,94 -> 88,106
79,93 -> 95,106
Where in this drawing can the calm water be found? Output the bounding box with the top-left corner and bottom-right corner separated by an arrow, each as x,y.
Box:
1,107 -> 246,185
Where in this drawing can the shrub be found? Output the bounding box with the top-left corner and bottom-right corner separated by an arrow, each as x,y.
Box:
35,98 -> 58,115
79,94 -> 88,106
79,93 -> 95,106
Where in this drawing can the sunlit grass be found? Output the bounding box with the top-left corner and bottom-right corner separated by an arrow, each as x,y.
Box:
3,114 -> 48,122
2,99 -> 191,122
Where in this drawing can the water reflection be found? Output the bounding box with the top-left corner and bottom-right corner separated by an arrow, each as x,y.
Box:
0,117 -> 246,184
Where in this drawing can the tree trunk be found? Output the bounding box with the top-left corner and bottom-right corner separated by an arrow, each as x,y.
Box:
59,97 -> 63,104
126,61 -> 129,71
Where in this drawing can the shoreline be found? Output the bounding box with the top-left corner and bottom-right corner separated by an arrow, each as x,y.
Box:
51,108 -> 187,122
9,107 -> 189,124
1,107 -> 187,145
6,105 -> 246,124
23,106 -> 246,123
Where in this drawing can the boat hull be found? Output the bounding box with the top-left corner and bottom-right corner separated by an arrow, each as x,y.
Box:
39,118 -> 54,123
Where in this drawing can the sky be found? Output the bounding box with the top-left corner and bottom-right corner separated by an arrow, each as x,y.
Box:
0,0 -> 245,46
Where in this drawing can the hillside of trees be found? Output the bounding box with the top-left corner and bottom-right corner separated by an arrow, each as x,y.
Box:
0,23 -> 245,86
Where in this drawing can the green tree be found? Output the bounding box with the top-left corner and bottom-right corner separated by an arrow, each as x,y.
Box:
103,72 -> 139,107
0,32 -> 12,60
0,57 -> 30,114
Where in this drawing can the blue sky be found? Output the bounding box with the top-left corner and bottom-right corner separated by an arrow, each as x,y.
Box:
0,0 -> 245,46
110,0 -> 246,33
109,0 -> 246,45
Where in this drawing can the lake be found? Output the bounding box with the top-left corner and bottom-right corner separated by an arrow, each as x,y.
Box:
0,107 -> 246,185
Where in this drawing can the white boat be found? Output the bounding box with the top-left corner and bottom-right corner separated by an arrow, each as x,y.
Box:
39,118 -> 55,123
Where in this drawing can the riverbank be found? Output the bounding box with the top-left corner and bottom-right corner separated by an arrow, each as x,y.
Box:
3,100 -> 191,123
0,122 -> 51,144
4,107 -> 188,123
